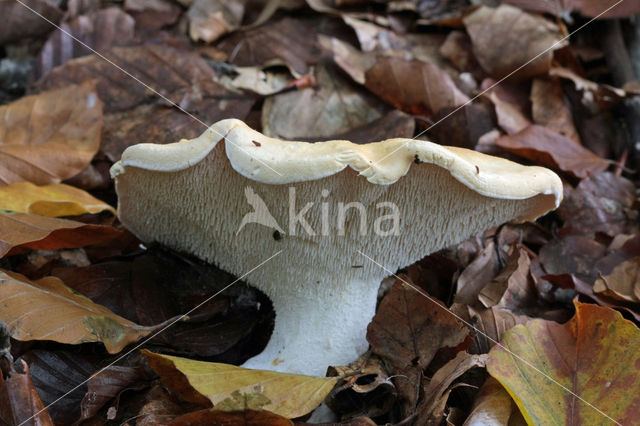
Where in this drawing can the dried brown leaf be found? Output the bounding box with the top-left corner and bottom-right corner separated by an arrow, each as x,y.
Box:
0,81 -> 102,185
0,359 -> 54,426
0,269 -> 160,353
416,352 -> 489,426
593,257 -> 640,303
505,0 -> 640,18
496,125 -> 609,178
463,5 -> 565,80
37,7 -> 135,79
468,306 -> 531,354
188,0 -> 244,43
455,241 -> 500,306
531,78 -> 580,144
463,377 -> 524,426
0,0 -> 62,44
0,211 -> 121,258
558,172 -> 637,237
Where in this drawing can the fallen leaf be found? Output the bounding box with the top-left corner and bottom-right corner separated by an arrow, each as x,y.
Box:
262,63 -> 385,140
416,352 -> 489,426
531,78 -> 580,143
463,5 -> 565,80
79,365 -> 146,422
142,350 -> 337,419
0,81 -> 102,185
505,0 -> 640,18
487,302 -> 640,425
593,257 -> 640,303
20,350 -> 104,424
188,0 -> 244,43
428,103 -> 495,149
363,55 -> 469,116
463,377 -> 523,426
38,45 -> 228,113
0,211 -> 121,258
36,7 -> 136,79
169,409 -> 293,426
538,235 -> 608,283
455,241 -> 500,306
496,125 -> 609,178
123,0 -> 181,30
367,278 -> 469,370
558,172 -> 637,237
0,269 -> 160,353
0,182 -> 114,217
479,248 -> 537,313
0,0 -> 62,44
216,17 -> 320,77
0,359 -> 54,426
321,109 -> 415,144
549,67 -> 638,104
467,306 -> 530,354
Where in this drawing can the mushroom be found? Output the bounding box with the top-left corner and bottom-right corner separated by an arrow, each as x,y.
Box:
111,119 -> 562,376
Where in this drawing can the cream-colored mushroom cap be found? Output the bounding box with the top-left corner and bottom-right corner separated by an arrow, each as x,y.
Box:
111,118 -> 562,376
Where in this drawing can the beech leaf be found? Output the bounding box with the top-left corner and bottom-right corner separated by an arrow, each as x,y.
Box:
142,350 -> 337,419
0,270 -> 159,353
487,302 -> 640,425
0,81 -> 102,186
0,182 -> 115,217
0,211 -> 121,257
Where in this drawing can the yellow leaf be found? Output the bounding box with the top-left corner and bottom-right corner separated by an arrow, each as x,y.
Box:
0,270 -> 158,353
0,182 -> 115,217
487,302 -> 640,425
142,350 -> 337,418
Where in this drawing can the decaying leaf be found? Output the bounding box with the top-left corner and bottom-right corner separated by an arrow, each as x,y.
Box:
463,5 -> 565,80
188,0 -> 244,43
0,211 -> 121,257
262,63 -> 384,140
416,352 -> 489,425
463,377 -> 524,426
593,257 -> 640,303
0,0 -> 62,44
496,125 -> 609,178
506,0 -> 640,19
0,359 -> 54,426
142,351 -> 337,419
169,409 -> 293,426
558,172 -> 637,237
0,81 -> 102,186
0,270 -> 160,353
367,278 -> 469,371
37,7 -> 135,78
0,182 -> 114,217
487,302 -> 640,425
467,306 -> 531,354
531,78 -> 580,143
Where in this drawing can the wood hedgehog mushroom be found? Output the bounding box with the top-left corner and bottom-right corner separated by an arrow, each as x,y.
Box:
111,119 -> 562,376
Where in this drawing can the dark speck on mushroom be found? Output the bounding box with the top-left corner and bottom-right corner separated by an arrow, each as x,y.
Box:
475,165 -> 480,174
414,155 -> 423,164
273,230 -> 282,241
252,140 -> 262,147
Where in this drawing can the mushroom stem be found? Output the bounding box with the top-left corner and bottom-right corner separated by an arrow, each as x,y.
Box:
242,277 -> 379,375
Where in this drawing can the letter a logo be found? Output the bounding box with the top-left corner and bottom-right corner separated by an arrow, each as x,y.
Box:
236,187 -> 284,235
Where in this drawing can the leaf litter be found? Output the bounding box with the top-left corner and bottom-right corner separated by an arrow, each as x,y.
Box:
0,0 -> 639,424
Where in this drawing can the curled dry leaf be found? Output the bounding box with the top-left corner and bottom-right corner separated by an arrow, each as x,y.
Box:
463,5 -> 565,81
485,82 -> 531,135
463,377 -> 523,426
496,125 -> 609,179
455,241 -> 500,306
188,0 -> 244,43
0,0 -> 62,44
416,352 -> 489,426
37,7 -> 136,79
142,350 -> 337,419
0,211 -> 121,258
0,182 -> 115,217
531,78 -> 580,143
0,270 -> 160,353
262,63 -> 384,140
467,306 -> 530,354
0,359 -> 54,426
487,302 -> 640,425
0,81 -> 102,186
593,257 -> 640,303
